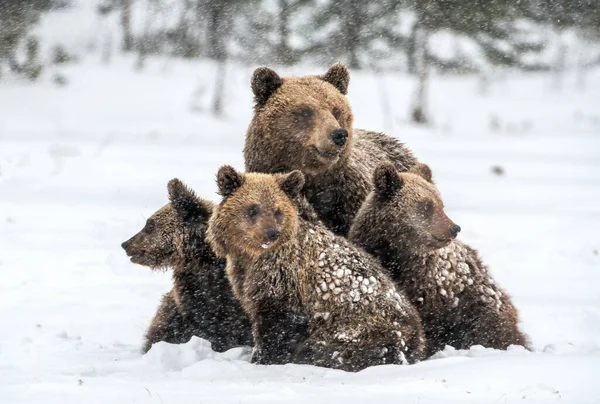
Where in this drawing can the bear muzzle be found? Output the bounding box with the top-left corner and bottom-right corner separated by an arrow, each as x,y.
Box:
312,129 -> 348,162
267,228 -> 281,241
121,240 -> 130,251
261,228 -> 281,249
450,224 -> 461,238
121,237 -> 146,263
330,128 -> 348,147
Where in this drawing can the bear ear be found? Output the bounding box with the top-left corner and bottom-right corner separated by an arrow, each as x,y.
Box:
168,178 -> 211,222
373,162 -> 403,200
277,170 -> 305,198
320,62 -> 350,95
216,165 -> 245,198
251,67 -> 283,108
409,162 -> 434,183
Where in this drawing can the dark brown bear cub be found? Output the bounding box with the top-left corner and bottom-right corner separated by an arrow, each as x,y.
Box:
244,63 -> 418,236
207,166 -> 426,372
349,162 -> 530,357
121,179 -> 253,353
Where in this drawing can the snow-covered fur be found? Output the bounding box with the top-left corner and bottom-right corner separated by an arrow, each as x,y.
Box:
207,166 -> 426,371
121,179 -> 253,353
349,162 -> 530,356
244,63 -> 418,236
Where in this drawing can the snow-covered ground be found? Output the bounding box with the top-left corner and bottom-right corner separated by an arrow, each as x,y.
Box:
2,6 -> 600,403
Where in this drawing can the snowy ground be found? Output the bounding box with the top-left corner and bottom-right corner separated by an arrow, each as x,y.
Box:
2,19 -> 600,402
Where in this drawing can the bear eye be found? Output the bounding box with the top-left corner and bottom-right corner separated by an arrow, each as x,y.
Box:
143,219 -> 156,233
248,204 -> 260,219
274,208 -> 282,218
332,107 -> 341,120
298,106 -> 313,119
421,201 -> 434,216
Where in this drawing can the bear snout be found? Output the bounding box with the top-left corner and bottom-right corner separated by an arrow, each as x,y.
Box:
450,224 -> 461,238
266,228 -> 281,241
330,128 -> 348,147
121,240 -> 130,251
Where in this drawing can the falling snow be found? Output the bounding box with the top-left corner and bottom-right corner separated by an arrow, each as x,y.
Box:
1,1 -> 600,402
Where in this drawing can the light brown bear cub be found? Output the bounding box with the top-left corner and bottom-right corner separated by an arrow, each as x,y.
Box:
244,63 -> 418,237
121,179 -> 253,353
207,165 -> 426,372
349,162 -> 530,357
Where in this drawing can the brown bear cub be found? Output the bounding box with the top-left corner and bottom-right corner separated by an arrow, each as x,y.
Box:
207,165 -> 426,372
244,63 -> 418,237
121,179 -> 253,354
349,162 -> 530,357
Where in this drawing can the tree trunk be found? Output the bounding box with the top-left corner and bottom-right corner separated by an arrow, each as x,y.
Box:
212,60 -> 226,117
205,3 -> 231,116
411,19 -> 429,125
370,63 -> 393,134
344,20 -> 361,69
276,0 -> 293,65
136,1 -> 152,71
576,52 -> 586,91
552,39 -> 567,92
102,32 -> 113,65
121,0 -> 134,52
343,0 -> 361,69
206,4 -> 227,62
348,44 -> 360,69
407,27 -> 417,75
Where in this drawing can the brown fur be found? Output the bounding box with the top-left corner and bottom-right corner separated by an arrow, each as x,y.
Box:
121,179 -> 253,353
207,166 -> 426,372
244,63 -> 417,236
349,163 -> 530,357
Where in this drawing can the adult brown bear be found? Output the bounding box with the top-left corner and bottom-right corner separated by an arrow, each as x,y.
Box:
244,63 -> 418,236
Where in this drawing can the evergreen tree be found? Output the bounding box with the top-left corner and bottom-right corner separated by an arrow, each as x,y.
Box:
406,0 -> 545,73
0,0 -> 51,80
404,0 -> 546,123
121,0 -> 134,51
525,0 -> 600,87
305,0 -> 403,69
235,0 -> 312,66
527,0 -> 600,34
194,0 -> 249,116
195,0 -> 248,62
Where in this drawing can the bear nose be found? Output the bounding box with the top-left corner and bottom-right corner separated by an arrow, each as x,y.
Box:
450,224 -> 461,238
121,240 -> 129,250
330,129 -> 348,147
267,229 -> 281,241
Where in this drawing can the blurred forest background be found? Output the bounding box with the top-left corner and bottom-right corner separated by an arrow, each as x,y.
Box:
1,0 -> 599,121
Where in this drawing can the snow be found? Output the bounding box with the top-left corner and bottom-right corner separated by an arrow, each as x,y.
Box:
2,5 -> 600,404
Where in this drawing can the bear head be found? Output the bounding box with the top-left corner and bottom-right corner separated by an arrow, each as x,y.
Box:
351,162 -> 461,254
121,179 -> 214,270
244,63 -> 354,175
207,165 -> 305,259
